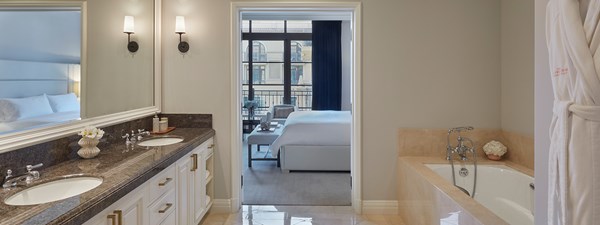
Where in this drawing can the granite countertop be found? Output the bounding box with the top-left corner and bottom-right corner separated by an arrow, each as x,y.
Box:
0,128 -> 215,225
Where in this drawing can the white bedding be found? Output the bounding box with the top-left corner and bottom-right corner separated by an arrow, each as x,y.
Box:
0,110 -> 80,134
269,111 -> 351,157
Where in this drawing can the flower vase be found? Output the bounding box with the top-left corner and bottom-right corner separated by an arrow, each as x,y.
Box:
78,137 -> 100,159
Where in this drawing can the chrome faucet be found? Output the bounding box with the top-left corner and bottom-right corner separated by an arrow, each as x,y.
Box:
2,163 -> 43,188
446,126 -> 475,161
122,129 -> 150,145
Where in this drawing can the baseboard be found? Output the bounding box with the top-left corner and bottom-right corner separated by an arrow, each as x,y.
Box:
361,200 -> 398,215
210,199 -> 232,213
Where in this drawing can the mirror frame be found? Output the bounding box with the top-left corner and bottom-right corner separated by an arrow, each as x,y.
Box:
0,0 -> 162,153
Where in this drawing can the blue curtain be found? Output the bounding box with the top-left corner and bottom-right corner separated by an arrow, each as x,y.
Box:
312,21 -> 342,110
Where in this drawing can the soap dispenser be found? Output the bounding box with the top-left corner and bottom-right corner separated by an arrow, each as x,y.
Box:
152,113 -> 160,133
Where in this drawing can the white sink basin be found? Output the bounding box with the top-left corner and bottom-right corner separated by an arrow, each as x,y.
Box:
138,136 -> 184,147
4,176 -> 103,206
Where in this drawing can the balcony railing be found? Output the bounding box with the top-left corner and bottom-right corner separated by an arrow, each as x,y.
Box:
242,86 -> 312,118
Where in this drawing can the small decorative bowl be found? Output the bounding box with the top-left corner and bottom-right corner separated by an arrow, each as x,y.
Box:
486,154 -> 502,161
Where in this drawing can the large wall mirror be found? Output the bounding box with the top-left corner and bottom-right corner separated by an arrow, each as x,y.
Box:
0,0 -> 160,152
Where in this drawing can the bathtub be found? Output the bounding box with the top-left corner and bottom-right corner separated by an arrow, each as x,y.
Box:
397,157 -> 535,225
426,164 -> 534,225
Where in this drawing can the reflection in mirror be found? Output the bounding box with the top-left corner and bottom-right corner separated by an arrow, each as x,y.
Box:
0,8 -> 82,134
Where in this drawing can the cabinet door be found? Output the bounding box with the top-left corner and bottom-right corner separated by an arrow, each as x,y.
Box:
120,196 -> 144,225
192,148 -> 207,225
83,188 -> 144,225
177,153 -> 193,225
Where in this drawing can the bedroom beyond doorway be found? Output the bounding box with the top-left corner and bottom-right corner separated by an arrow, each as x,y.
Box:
238,13 -> 354,206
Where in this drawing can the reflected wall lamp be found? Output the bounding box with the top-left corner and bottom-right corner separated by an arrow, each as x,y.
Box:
175,16 -> 189,53
123,16 -> 139,53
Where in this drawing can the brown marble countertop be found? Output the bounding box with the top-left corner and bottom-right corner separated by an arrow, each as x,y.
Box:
0,128 -> 215,225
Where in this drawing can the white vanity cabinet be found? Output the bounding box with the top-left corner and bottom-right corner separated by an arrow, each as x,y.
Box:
177,137 -> 214,225
83,137 -> 214,225
82,179 -> 147,225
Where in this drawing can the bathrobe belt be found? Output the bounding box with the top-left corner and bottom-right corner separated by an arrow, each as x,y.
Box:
550,101 -> 600,225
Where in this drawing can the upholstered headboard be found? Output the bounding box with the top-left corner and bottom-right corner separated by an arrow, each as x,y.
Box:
0,59 -> 75,98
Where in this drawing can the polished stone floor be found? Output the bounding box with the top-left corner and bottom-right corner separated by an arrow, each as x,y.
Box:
200,205 -> 406,225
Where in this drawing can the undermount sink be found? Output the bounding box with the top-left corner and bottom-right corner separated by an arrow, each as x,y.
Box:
137,136 -> 184,147
4,176 -> 103,206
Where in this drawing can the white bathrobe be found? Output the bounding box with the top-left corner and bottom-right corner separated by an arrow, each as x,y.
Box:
546,0 -> 600,224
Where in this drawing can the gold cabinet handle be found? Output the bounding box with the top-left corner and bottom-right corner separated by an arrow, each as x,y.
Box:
191,154 -> 198,171
208,144 -> 214,149
158,203 -> 173,213
114,210 -> 123,225
107,214 -> 117,225
158,177 -> 173,186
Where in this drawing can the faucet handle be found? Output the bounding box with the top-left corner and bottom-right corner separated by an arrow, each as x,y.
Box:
26,163 -> 43,172
6,169 -> 12,178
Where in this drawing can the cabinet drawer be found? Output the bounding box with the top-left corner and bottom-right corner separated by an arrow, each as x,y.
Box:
148,189 -> 176,225
159,210 -> 176,225
147,165 -> 176,204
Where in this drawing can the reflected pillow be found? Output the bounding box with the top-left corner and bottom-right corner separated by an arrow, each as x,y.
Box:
47,93 -> 80,113
0,100 -> 19,122
0,94 -> 54,121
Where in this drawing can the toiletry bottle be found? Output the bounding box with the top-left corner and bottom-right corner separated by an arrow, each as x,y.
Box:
152,113 -> 160,133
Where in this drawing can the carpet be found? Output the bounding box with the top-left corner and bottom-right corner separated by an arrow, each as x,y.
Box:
242,143 -> 351,206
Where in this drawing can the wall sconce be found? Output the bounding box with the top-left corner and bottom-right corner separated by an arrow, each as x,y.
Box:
175,16 -> 189,53
123,16 -> 139,53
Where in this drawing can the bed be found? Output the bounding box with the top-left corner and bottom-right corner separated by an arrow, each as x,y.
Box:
0,59 -> 81,134
269,110 -> 351,172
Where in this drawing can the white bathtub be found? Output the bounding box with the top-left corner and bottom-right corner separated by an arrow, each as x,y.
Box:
426,164 -> 534,225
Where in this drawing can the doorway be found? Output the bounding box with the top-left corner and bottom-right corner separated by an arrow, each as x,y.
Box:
230,2 -> 363,212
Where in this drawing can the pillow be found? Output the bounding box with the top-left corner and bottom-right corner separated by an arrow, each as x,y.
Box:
273,106 -> 295,119
1,94 -> 54,121
0,99 -> 19,122
47,93 -> 80,113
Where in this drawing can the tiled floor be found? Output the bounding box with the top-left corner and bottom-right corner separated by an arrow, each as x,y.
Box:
201,205 -> 406,225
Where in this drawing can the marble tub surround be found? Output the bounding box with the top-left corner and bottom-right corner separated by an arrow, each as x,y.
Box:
397,128 -> 534,169
397,157 -> 533,225
0,128 -> 215,225
499,130 -> 534,169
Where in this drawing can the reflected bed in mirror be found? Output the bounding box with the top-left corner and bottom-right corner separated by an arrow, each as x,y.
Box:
0,0 -> 159,153
0,9 -> 82,134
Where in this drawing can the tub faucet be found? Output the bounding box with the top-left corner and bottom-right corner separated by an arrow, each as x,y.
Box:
447,126 -> 475,161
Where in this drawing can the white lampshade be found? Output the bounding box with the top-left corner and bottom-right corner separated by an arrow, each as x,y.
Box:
124,16 -> 135,33
175,16 -> 186,33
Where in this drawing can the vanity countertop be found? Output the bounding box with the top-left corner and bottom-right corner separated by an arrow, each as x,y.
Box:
0,128 -> 215,225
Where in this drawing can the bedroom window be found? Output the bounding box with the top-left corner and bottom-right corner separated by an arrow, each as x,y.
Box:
242,20 -> 312,117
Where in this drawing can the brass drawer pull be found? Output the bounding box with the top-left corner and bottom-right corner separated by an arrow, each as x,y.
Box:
191,154 -> 198,171
158,203 -> 173,213
158,178 -> 173,186
107,214 -> 117,225
208,144 -> 214,149
114,210 -> 123,225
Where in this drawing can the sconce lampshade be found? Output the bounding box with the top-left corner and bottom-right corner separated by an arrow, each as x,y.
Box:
124,16 -> 135,33
175,16 -> 186,33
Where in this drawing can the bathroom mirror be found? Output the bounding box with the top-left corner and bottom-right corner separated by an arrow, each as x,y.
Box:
0,0 -> 160,152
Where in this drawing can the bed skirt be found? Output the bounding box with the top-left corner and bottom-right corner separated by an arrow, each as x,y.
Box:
280,145 -> 351,173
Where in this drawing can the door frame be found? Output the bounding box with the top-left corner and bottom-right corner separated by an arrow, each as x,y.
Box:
230,1 -> 362,213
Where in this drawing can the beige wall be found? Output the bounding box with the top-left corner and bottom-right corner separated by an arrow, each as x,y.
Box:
500,0 -> 535,136
85,0 -> 155,118
161,0 -> 502,201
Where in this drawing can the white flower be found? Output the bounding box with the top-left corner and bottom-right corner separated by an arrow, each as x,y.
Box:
483,140 -> 507,156
78,126 -> 105,140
